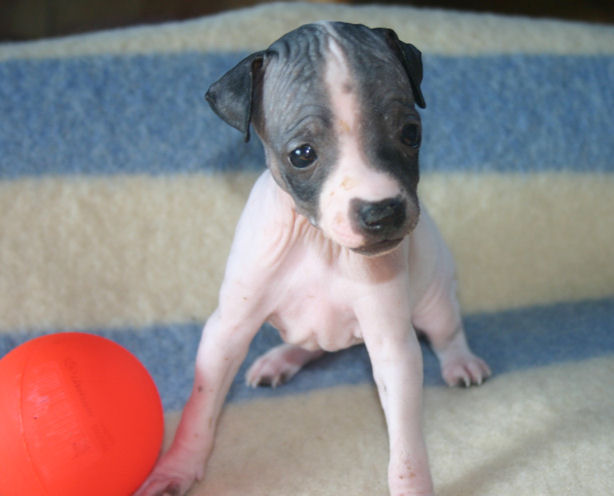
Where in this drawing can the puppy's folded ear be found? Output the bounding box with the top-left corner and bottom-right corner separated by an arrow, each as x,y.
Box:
205,51 -> 267,142
373,28 -> 426,109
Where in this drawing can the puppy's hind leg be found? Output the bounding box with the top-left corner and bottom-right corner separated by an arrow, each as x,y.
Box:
413,280 -> 491,388
432,323 -> 491,387
246,344 -> 325,388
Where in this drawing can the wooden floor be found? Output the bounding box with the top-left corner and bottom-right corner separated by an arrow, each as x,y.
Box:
1,0 -> 613,41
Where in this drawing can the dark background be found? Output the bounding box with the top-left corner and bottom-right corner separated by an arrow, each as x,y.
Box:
1,0 -> 613,41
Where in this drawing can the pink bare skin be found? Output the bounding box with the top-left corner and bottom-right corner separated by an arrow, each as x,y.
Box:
136,22 -> 490,496
136,173 -> 490,496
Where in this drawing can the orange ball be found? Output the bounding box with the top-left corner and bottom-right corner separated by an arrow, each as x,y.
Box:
0,332 -> 164,496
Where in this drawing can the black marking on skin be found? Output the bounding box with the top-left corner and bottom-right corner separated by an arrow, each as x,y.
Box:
247,22 -> 424,231
252,24 -> 341,224
329,23 -> 422,214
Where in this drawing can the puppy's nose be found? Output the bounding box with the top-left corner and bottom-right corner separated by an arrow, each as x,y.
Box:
354,197 -> 406,235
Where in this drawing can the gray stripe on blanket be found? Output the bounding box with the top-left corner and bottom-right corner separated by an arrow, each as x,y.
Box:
1,298 -> 613,410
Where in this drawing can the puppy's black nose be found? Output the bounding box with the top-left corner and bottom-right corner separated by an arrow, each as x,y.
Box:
353,197 -> 406,235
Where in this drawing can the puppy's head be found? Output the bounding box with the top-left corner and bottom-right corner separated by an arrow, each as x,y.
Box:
206,22 -> 426,256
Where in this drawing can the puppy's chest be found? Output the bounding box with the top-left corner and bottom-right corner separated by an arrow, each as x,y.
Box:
265,247 -> 363,352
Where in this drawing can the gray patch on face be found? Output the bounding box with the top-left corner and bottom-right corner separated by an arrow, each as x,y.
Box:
253,24 -> 340,224
327,23 -> 422,214
252,22 -> 423,232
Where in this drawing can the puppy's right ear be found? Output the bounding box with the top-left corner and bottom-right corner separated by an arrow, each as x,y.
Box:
205,51 -> 267,142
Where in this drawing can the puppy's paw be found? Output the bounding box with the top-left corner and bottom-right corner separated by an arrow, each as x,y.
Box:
246,344 -> 324,388
441,352 -> 491,388
134,449 -> 205,496
135,479 -> 183,496
246,345 -> 302,388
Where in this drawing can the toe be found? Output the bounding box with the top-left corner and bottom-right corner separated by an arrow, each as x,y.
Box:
466,361 -> 486,385
157,482 -> 181,496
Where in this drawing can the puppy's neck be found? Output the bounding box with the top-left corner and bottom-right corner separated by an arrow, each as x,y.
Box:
269,175 -> 323,243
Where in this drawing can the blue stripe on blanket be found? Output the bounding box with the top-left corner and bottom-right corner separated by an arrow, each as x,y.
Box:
1,298 -> 613,411
1,53 -> 612,178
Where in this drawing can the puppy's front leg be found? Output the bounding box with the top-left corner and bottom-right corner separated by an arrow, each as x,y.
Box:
135,308 -> 259,496
361,309 -> 434,496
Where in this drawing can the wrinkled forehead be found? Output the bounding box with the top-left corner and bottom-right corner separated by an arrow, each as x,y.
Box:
260,23 -> 412,136
328,22 -> 409,87
259,24 -> 331,136
332,23 -> 413,104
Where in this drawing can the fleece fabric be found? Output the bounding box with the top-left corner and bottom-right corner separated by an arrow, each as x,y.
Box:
1,3 -> 613,495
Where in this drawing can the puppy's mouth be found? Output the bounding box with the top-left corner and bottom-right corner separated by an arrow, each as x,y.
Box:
351,237 -> 404,256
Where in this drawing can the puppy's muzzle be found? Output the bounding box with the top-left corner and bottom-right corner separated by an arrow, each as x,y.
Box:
351,197 -> 408,255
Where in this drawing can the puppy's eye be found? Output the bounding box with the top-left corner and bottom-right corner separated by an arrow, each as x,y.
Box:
401,123 -> 421,148
289,144 -> 318,169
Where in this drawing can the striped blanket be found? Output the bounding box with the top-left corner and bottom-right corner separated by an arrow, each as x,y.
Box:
1,3 -> 613,495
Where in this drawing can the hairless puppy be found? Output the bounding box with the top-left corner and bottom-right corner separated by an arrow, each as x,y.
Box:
137,21 -> 491,496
